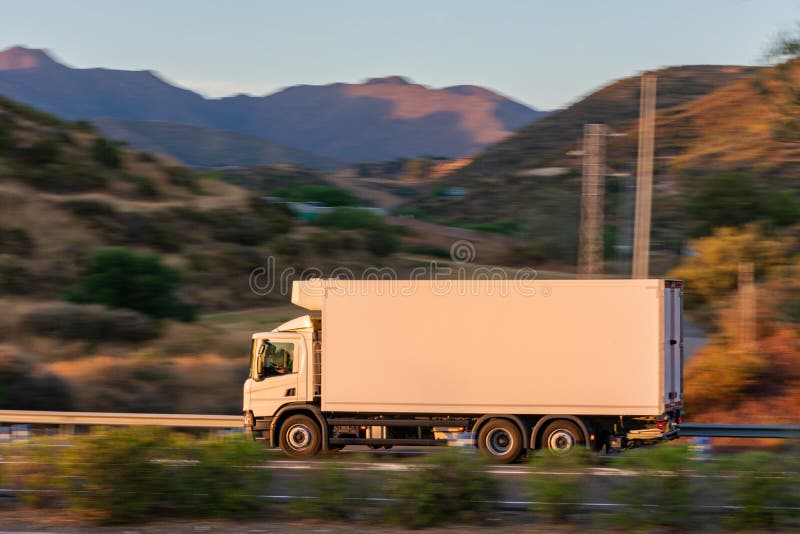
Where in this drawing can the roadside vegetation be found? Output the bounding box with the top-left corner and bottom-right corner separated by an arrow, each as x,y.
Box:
1,433 -> 797,530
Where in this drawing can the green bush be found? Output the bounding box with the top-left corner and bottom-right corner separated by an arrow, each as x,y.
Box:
170,435 -> 270,516
123,174 -> 160,198
91,138 -> 121,168
609,444 -> 695,528
0,254 -> 29,294
0,226 -> 34,256
0,117 -> 11,153
67,248 -> 195,321
166,166 -> 203,194
687,171 -> 800,235
528,450 -> 590,523
0,347 -> 73,409
62,427 -> 178,523
717,451 -> 800,529
205,199 -> 293,246
1,439 -> 68,508
24,138 -> 61,165
24,162 -> 107,193
21,303 -> 158,343
387,449 -> 499,527
289,461 -> 352,520
58,428 -> 268,523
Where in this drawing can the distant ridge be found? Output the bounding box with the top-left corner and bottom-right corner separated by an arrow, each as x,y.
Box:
0,46 -> 547,164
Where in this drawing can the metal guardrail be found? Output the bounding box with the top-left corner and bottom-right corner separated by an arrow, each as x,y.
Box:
1,411 -> 797,438
679,423 -> 800,439
0,410 -> 242,429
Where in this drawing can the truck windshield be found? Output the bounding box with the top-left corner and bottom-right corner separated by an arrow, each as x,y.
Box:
254,340 -> 295,379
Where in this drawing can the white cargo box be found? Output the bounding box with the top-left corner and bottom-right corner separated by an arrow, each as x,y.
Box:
292,279 -> 683,417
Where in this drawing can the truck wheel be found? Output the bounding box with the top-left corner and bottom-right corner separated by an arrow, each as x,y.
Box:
477,419 -> 523,463
541,420 -> 584,455
279,415 -> 321,458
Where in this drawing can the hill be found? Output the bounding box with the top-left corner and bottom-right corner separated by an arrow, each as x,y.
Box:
92,117 -> 340,169
408,63 -> 800,272
0,46 -> 546,163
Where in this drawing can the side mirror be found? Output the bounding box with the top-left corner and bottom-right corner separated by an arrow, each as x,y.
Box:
256,356 -> 264,378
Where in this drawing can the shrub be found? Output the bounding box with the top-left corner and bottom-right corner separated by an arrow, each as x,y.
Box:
1,439 -> 68,508
59,428 -> 268,523
0,226 -> 34,256
685,343 -> 768,411
24,162 -> 107,193
61,427 -> 177,523
387,449 -> 499,527
717,451 -> 800,529
0,347 -> 73,409
667,225 -> 787,313
206,200 -> 293,246
67,248 -> 194,321
169,435 -> 270,516
91,137 -> 121,168
609,445 -> 696,529
24,138 -> 60,165
687,171 -> 800,235
0,116 -> 11,153
21,303 -> 158,343
166,166 -> 202,194
528,450 -> 590,523
0,254 -> 29,294
289,461 -> 352,520
123,174 -> 160,198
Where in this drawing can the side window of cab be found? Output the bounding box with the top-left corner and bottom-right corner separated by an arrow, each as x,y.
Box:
254,340 -> 295,380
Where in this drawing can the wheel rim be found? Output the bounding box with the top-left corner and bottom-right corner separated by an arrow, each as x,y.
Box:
547,429 -> 576,454
286,423 -> 312,450
485,428 -> 513,456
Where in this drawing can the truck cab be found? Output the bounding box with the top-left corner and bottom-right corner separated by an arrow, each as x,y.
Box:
243,315 -> 318,441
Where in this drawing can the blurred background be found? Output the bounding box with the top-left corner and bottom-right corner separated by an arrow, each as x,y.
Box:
0,0 -> 798,429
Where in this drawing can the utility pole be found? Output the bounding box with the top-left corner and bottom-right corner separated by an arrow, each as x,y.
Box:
632,73 -> 657,279
738,262 -> 756,353
578,123 -> 607,276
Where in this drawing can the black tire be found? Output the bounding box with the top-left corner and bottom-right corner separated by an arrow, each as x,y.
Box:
477,418 -> 524,463
540,420 -> 584,455
279,414 -> 321,458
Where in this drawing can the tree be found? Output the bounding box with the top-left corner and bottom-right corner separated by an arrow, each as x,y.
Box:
67,248 -> 194,320
667,225 -> 787,314
687,172 -> 799,236
92,137 -> 121,168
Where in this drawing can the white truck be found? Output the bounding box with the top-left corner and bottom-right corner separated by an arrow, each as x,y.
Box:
243,279 -> 684,462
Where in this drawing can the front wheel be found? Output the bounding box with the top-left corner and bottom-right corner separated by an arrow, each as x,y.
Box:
477,419 -> 523,463
279,414 -> 321,458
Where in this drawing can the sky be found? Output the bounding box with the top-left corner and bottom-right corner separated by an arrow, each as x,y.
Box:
2,0 -> 799,110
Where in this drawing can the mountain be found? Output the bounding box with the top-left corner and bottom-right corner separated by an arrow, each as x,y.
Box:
92,117 -> 340,169
0,46 -> 546,163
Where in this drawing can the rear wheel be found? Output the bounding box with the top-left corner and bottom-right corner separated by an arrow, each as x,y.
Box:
477,419 -> 523,463
541,420 -> 584,455
279,414 -> 321,458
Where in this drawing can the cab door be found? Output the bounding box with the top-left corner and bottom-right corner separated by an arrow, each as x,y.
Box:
248,333 -> 304,417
